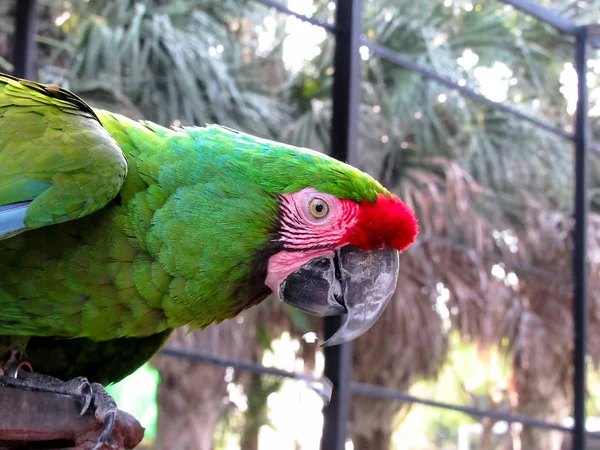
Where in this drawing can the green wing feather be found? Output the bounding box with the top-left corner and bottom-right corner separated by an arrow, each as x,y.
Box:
0,74 -> 127,238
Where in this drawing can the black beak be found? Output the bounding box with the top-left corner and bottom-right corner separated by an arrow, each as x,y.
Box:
279,245 -> 399,346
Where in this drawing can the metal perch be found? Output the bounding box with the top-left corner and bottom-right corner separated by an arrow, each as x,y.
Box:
0,385 -> 144,449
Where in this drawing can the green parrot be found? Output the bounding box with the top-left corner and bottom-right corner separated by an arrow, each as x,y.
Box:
0,73 -> 418,447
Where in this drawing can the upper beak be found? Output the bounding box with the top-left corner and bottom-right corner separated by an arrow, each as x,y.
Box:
279,245 -> 399,346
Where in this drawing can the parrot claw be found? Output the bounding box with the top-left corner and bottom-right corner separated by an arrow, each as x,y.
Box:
88,381 -> 118,449
62,377 -> 117,449
91,409 -> 116,450
80,380 -> 93,416
60,376 -> 94,415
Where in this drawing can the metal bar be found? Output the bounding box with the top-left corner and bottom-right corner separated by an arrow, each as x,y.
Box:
322,319 -> 353,450
160,347 -> 600,436
351,382 -> 600,438
12,0 -> 38,78
572,25 -> 590,450
159,347 -> 334,403
321,0 -> 362,449
365,40 -> 575,141
161,347 -> 322,381
253,0 -> 335,33
329,1 -> 362,166
497,0 -> 577,34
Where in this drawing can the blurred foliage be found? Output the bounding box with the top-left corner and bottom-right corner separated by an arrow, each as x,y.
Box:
394,333 -> 511,449
280,0 -> 586,212
4,0 -> 600,449
36,0 -> 289,136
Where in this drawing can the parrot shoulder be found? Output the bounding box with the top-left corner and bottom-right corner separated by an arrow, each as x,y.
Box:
0,73 -> 128,239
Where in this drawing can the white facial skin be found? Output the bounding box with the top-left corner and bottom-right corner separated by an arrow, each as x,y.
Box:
264,188 -> 360,296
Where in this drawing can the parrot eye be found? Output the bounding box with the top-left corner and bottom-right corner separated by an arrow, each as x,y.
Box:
309,198 -> 329,219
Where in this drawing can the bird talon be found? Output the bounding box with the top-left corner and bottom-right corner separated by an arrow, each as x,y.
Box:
79,381 -> 93,416
82,382 -> 117,449
90,410 -> 116,450
15,361 -> 33,378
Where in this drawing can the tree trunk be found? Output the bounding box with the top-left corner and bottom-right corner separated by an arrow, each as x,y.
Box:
240,372 -> 281,450
154,383 -> 222,450
240,372 -> 263,450
352,423 -> 394,450
240,424 -> 259,450
151,316 -> 255,450
478,417 -> 497,450
350,396 -> 401,450
510,317 -> 571,450
511,365 -> 570,450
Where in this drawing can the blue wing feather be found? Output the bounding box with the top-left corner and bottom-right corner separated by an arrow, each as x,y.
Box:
0,201 -> 30,239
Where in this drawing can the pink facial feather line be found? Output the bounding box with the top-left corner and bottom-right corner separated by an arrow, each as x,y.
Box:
266,188 -> 419,297
276,189 -> 359,250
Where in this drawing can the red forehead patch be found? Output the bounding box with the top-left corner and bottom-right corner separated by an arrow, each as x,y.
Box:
343,194 -> 419,252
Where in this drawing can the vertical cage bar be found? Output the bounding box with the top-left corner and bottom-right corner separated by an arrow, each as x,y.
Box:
12,0 -> 38,78
321,0 -> 363,449
322,319 -> 353,450
572,25 -> 590,450
328,0 -> 362,166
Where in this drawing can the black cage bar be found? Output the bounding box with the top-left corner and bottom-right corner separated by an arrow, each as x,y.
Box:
10,0 -> 595,449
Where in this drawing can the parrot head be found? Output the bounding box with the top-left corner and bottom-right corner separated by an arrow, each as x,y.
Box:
264,186 -> 417,346
200,127 -> 417,346
164,125 -> 418,345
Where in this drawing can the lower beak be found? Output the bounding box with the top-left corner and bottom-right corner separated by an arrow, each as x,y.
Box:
279,245 -> 399,346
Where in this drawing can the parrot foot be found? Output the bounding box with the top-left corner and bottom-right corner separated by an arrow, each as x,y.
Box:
0,372 -> 117,450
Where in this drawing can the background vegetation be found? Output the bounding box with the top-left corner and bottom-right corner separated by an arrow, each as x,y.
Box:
3,0 -> 600,448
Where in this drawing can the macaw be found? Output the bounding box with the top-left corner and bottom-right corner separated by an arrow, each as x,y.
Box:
0,74 -> 418,448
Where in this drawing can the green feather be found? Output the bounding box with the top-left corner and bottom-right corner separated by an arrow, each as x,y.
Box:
0,74 -> 127,232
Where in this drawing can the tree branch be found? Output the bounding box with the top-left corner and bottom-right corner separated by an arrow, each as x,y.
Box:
0,385 -> 144,449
